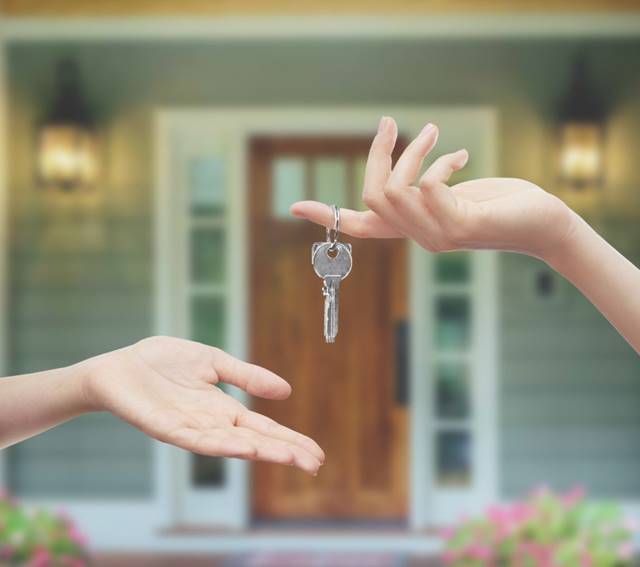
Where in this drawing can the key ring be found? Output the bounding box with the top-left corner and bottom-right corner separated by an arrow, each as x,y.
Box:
326,204 -> 340,250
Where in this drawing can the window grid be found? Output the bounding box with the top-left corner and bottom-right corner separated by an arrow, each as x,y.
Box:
186,156 -> 229,489
432,252 -> 474,488
272,155 -> 366,218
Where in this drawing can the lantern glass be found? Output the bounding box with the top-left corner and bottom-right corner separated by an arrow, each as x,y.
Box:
558,122 -> 603,189
38,124 -> 98,190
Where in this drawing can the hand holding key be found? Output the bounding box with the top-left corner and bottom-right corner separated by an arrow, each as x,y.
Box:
312,205 -> 352,343
291,116 -> 576,263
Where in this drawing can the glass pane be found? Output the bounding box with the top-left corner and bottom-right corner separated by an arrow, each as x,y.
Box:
435,252 -> 471,284
189,157 -> 225,215
192,455 -> 225,488
272,158 -> 305,219
353,156 -> 368,211
191,228 -> 225,284
435,297 -> 471,350
314,158 -> 347,208
436,431 -> 471,487
191,296 -> 225,348
436,362 -> 471,419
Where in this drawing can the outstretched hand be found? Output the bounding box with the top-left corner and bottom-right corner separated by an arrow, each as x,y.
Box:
291,117 -> 576,262
80,336 -> 324,475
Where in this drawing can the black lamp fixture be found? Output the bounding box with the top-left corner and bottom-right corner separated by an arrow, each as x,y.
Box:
557,54 -> 605,191
37,59 -> 98,191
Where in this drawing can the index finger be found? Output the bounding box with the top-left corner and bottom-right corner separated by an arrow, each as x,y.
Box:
289,201 -> 402,238
210,349 -> 292,400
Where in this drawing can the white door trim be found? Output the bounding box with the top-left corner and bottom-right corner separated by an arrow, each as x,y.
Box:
154,111 -> 250,528
155,105 -> 499,530
3,13 -> 640,41
410,250 -> 499,527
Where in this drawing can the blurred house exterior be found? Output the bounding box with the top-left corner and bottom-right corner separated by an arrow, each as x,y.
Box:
1,0 -> 640,556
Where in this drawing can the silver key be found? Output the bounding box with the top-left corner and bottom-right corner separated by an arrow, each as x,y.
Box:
312,241 -> 352,343
311,205 -> 353,343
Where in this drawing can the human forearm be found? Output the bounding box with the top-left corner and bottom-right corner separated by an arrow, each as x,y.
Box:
0,364 -> 94,449
0,338 -> 324,474
546,212 -> 640,354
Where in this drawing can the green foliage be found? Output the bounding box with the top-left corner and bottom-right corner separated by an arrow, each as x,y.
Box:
0,490 -> 89,567
442,487 -> 637,567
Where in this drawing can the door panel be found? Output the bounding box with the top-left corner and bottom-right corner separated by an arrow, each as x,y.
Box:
250,137 -> 408,520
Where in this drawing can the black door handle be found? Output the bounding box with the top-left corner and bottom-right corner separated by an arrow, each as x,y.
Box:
395,320 -> 410,407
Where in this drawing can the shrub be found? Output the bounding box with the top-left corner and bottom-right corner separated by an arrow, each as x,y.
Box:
0,489 -> 89,567
442,487 -> 637,567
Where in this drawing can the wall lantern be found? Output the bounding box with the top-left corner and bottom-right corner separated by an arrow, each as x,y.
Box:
37,59 -> 98,191
557,55 -> 605,190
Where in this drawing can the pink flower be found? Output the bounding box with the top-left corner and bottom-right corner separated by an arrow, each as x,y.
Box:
517,541 -> 556,567
625,516 -> 639,533
618,542 -> 634,560
580,551 -> 593,567
0,545 -> 15,559
487,506 -> 509,526
28,548 -> 51,567
442,550 -> 457,565
439,526 -> 455,540
510,502 -> 534,525
530,484 -> 551,500
57,507 -> 73,524
68,525 -> 89,547
562,486 -> 586,508
465,543 -> 493,561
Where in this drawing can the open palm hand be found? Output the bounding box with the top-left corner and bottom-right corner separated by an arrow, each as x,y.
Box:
80,336 -> 324,475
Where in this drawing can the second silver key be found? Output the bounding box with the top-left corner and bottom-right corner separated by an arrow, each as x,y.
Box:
312,241 -> 353,343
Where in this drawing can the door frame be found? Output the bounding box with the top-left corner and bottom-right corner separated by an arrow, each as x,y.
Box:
155,105 -> 499,530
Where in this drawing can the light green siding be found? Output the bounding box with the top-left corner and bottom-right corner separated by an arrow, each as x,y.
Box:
6,212 -> 152,496
501,239 -> 640,499
6,39 -> 640,499
8,415 -> 150,497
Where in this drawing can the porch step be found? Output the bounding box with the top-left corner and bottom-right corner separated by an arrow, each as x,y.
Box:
95,554 -> 441,567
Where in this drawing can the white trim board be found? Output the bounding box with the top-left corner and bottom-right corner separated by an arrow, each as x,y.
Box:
155,110 -> 250,529
2,13 -> 640,41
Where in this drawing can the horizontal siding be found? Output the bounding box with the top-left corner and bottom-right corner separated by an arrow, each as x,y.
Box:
502,389 -> 640,423
8,415 -> 152,498
10,257 -> 149,290
500,244 -> 640,500
503,426 -> 640,458
7,213 -> 153,497
505,461 -> 640,498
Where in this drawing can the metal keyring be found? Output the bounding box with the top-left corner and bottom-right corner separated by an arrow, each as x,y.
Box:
326,204 -> 340,250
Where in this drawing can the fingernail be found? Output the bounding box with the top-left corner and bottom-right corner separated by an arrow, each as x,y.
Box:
420,122 -> 435,137
458,149 -> 469,165
377,116 -> 390,134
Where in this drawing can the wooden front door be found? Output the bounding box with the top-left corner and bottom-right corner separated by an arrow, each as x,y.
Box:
250,136 -> 408,520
